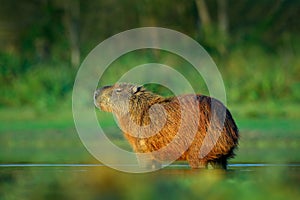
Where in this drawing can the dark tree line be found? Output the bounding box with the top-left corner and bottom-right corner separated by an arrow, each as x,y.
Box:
0,0 -> 299,67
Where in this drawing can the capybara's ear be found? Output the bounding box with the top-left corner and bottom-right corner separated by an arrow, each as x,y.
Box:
132,85 -> 143,94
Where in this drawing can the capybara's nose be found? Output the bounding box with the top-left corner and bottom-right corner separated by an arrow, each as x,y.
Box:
94,89 -> 101,101
94,86 -> 111,100
94,89 -> 101,108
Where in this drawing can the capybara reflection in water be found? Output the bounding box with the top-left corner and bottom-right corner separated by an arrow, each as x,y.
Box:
94,83 -> 239,169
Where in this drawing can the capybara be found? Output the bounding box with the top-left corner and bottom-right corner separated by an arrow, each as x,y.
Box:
94,83 -> 239,169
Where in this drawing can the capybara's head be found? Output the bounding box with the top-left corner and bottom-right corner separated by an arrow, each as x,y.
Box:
94,83 -> 145,114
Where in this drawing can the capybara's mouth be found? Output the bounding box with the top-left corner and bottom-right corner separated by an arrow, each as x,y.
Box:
93,92 -> 100,108
94,95 -> 111,112
94,100 -> 100,109
94,89 -> 101,101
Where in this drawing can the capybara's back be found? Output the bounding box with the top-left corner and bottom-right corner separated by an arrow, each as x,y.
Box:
94,83 -> 239,169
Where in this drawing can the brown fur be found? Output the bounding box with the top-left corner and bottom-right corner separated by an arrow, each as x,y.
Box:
94,83 -> 239,169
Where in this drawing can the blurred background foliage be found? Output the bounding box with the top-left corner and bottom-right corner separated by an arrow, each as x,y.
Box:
0,0 -> 299,117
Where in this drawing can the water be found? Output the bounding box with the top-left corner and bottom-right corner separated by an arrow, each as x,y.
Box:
0,163 -> 299,200
1,163 -> 299,168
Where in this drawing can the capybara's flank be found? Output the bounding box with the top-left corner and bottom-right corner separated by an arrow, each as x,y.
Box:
94,83 -> 239,169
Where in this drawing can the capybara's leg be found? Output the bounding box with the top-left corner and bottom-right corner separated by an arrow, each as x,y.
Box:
198,160 -> 208,169
209,158 -> 227,169
137,154 -> 162,169
187,157 -> 208,169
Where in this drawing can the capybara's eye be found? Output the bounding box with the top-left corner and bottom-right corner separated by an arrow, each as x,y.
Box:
115,88 -> 122,93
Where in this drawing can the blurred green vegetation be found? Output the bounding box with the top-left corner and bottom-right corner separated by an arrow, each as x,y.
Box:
0,0 -> 299,117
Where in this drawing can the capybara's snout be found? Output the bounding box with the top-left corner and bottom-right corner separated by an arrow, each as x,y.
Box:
94,89 -> 101,102
93,88 -> 103,108
94,85 -> 113,111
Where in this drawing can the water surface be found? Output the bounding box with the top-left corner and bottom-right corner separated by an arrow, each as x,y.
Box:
0,163 -> 299,200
